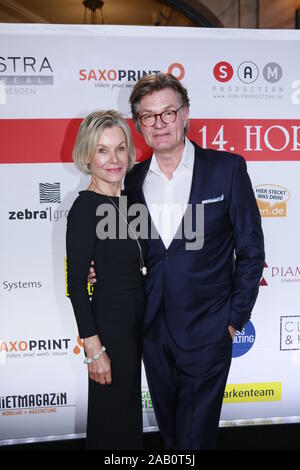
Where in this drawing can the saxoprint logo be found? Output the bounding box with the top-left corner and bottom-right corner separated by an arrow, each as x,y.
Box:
79,62 -> 185,89
212,60 -> 284,100
0,336 -> 84,363
232,321 -> 256,358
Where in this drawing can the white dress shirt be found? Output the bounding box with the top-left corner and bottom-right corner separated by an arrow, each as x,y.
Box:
143,138 -> 195,248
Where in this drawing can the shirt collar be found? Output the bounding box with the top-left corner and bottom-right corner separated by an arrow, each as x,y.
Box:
149,138 -> 194,176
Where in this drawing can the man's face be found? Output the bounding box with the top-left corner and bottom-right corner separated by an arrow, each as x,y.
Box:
137,88 -> 189,155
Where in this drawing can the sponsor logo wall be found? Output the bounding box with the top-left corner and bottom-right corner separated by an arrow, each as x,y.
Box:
0,24 -> 299,444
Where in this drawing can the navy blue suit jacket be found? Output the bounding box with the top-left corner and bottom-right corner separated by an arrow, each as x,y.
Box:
125,142 -> 265,350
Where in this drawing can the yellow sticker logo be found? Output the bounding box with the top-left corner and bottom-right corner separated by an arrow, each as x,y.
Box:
254,184 -> 290,218
223,382 -> 281,403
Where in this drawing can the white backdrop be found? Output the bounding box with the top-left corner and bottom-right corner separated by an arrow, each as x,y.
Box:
0,24 -> 300,445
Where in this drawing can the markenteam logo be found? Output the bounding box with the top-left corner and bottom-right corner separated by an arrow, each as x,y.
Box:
254,184 -> 290,217
223,382 -> 281,404
79,62 -> 185,88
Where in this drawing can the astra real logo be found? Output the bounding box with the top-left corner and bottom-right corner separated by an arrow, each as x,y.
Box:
0,55 -> 54,86
254,184 -> 290,218
79,62 -> 185,89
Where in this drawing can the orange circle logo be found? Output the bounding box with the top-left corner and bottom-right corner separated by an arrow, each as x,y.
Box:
168,63 -> 185,81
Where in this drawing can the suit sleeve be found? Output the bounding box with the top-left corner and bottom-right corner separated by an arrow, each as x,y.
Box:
66,197 -> 98,339
228,156 -> 265,331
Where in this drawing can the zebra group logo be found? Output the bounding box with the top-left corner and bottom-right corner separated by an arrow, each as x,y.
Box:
7,182 -> 66,222
39,182 -> 61,204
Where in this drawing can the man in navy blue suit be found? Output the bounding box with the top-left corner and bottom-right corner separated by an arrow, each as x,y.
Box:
90,73 -> 264,449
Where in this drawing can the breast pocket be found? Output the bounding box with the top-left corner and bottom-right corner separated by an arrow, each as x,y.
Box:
203,200 -> 229,238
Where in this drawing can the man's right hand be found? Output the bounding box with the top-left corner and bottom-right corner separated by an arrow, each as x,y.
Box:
88,260 -> 97,284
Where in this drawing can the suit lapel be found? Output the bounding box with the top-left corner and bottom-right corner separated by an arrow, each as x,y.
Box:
128,144 -> 209,251
168,143 -> 206,250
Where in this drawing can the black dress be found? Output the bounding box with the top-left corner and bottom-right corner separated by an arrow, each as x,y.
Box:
66,190 -> 146,450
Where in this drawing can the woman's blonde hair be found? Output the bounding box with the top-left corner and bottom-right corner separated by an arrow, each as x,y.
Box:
73,110 -> 136,175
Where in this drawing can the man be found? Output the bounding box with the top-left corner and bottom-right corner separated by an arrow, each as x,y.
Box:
90,73 -> 265,449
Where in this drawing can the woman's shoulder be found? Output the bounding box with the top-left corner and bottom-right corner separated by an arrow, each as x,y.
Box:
68,190 -> 103,219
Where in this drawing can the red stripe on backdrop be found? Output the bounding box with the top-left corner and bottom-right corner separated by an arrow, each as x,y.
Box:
0,118 -> 299,164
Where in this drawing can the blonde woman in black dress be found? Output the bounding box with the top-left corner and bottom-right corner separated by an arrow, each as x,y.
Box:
66,110 -> 146,449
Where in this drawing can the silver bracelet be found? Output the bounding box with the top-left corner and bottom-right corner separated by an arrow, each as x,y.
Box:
84,345 -> 106,364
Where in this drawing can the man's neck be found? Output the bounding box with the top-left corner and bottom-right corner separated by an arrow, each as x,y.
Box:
154,140 -> 185,180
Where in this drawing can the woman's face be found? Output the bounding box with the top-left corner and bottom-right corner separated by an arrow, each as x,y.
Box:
89,126 -> 129,186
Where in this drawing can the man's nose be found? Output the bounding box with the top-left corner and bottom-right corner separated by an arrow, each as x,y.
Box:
154,115 -> 167,128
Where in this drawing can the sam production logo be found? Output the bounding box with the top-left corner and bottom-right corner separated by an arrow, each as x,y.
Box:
8,182 -> 68,223
254,184 -> 290,218
212,60 -> 284,101
0,55 -> 54,98
79,62 -> 185,89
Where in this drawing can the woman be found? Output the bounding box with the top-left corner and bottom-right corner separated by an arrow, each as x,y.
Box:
66,110 -> 146,450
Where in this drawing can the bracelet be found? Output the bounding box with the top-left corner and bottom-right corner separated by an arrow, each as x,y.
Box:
84,346 -> 106,364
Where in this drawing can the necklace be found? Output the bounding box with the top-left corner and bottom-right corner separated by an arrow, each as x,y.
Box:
100,190 -> 147,276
